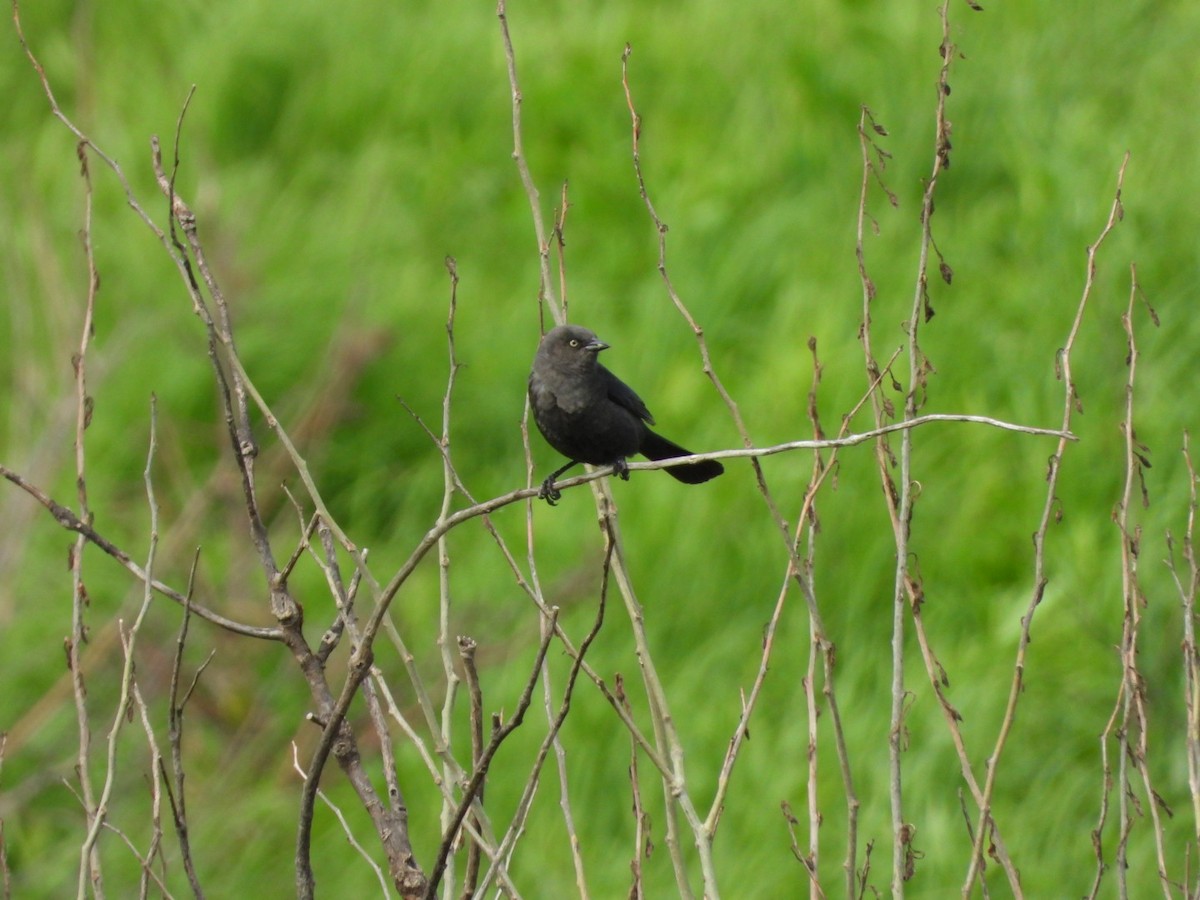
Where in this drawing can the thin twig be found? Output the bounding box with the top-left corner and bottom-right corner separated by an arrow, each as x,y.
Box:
883,6 -> 961,891
12,0 -> 173,250
436,257 -> 465,898
1167,432 -> 1200,897
80,398 -> 162,897
497,0 -> 561,327
162,554 -> 208,900
423,610 -> 560,899
129,673 -> 166,894
972,152 -> 1131,900
459,638 -> 485,899
623,675 -> 648,900
0,734 -> 10,900
706,346 -> 897,844
1110,264 -> 1171,898
482,532 -> 614,897
66,124 -> 103,900
290,745 -> 391,898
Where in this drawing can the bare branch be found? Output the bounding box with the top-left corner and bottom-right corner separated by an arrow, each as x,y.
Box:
972,152 -> 1131,900
496,0 -> 561,327
423,610 -> 560,899
0,464 -> 283,640
162,554 -> 209,900
290,745 -> 391,898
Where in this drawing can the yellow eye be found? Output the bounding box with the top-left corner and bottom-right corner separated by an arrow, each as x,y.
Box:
569,339 -> 579,347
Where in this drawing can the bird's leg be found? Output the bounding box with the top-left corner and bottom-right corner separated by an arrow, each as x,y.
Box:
612,458 -> 630,481
539,460 -> 578,505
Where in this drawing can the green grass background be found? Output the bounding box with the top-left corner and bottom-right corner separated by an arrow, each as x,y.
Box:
3,0 -> 1199,896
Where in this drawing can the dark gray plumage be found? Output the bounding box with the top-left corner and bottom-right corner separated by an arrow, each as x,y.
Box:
528,324 -> 724,504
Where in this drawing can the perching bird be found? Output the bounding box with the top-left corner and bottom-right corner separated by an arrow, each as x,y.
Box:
528,324 -> 724,504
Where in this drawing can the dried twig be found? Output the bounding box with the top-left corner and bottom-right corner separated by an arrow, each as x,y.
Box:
162,554 -> 209,900
1167,432 -> 1200,897
878,6 -> 962,891
975,153 -> 1131,900
290,745 -> 391,898
497,0 -> 561,328
1095,264 -> 1171,899
423,610 -> 560,899
483,533 -> 614,896
66,121 -> 104,900
458,638 -> 485,898
621,675 -> 649,900
79,398 -> 163,897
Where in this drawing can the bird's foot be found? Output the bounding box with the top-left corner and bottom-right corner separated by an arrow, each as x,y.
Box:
612,459 -> 630,481
538,476 -> 563,506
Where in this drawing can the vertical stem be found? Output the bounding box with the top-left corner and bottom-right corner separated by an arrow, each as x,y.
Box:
70,142 -> 103,900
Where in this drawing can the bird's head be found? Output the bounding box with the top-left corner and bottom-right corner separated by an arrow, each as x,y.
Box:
539,325 -> 609,372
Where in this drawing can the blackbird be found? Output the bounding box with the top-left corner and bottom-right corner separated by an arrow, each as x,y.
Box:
528,324 -> 724,504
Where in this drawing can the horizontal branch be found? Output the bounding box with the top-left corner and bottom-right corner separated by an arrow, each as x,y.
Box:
670,412 -> 1070,465
546,412 -> 1075,492
0,463 -> 283,641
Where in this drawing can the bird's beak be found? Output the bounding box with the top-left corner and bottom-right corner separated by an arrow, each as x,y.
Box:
586,338 -> 609,352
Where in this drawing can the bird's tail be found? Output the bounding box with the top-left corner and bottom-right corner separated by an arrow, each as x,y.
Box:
640,430 -> 724,484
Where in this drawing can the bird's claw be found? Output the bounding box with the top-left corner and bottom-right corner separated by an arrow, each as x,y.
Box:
538,477 -> 563,506
538,460 -> 628,505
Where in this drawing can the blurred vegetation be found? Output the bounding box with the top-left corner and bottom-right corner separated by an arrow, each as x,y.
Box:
2,0 -> 1199,896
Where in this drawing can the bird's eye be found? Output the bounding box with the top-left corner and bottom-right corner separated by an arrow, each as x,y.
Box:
568,339 -> 579,347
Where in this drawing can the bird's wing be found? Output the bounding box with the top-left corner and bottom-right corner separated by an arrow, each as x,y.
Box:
602,366 -> 656,426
